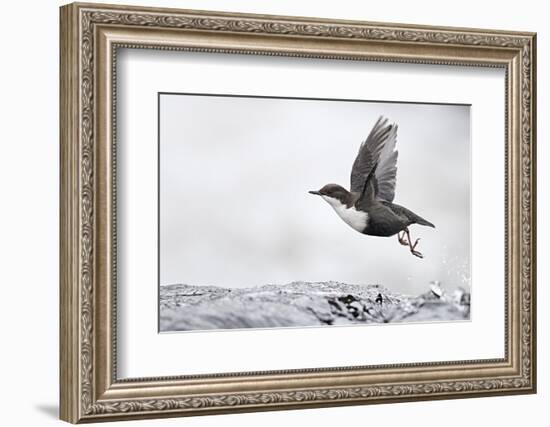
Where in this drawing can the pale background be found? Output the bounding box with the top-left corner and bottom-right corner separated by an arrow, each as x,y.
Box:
0,0 -> 547,426
160,94 -> 470,295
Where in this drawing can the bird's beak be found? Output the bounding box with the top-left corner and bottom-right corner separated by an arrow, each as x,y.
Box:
308,190 -> 321,196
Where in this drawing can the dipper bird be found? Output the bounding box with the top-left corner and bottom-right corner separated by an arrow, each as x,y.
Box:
309,116 -> 435,258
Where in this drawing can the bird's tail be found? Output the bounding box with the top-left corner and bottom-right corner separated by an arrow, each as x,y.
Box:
415,216 -> 435,228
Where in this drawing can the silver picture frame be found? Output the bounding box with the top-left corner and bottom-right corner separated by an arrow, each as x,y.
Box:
60,2 -> 536,422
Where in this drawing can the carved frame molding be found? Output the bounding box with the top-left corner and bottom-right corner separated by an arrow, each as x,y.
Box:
60,2 -> 536,423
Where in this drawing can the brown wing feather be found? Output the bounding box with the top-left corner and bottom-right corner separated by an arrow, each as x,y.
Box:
350,116 -> 398,203
374,124 -> 398,202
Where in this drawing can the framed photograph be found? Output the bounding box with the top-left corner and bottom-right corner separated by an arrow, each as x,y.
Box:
60,2 -> 537,423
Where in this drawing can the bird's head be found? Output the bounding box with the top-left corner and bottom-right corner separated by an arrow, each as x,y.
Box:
309,184 -> 350,207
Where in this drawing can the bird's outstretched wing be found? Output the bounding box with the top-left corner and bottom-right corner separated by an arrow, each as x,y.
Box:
350,116 -> 398,203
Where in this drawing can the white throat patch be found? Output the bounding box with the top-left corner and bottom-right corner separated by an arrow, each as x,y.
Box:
321,195 -> 368,232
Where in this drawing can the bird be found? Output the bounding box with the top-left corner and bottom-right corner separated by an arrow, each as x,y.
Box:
309,116 -> 435,258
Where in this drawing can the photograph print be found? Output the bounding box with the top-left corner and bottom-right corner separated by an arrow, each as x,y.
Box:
159,93 -> 471,332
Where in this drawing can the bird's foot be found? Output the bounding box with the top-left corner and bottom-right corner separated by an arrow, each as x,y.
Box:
410,249 -> 424,259
409,238 -> 423,258
397,231 -> 409,246
404,229 -> 425,259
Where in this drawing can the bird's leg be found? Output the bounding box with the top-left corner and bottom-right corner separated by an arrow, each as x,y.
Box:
405,228 -> 423,259
397,231 -> 409,246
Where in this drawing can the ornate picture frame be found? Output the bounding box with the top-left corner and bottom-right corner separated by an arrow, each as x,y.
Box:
60,2 -> 536,423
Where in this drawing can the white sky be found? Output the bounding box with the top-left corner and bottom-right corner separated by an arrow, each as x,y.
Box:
160,94 -> 470,295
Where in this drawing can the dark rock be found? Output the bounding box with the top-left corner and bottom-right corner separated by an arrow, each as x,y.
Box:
159,281 -> 470,332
